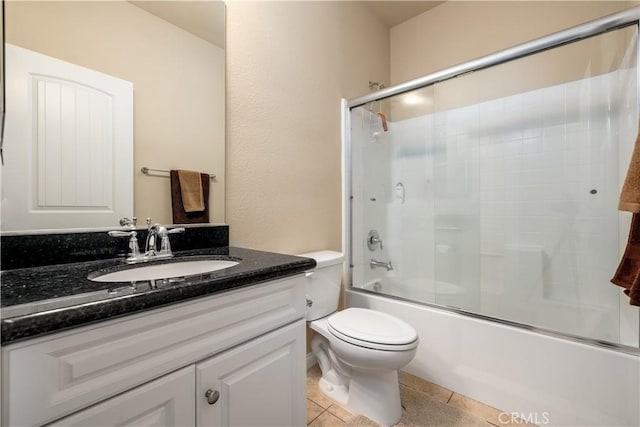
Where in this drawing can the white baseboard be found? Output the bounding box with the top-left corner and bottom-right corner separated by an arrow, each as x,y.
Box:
306,352 -> 317,370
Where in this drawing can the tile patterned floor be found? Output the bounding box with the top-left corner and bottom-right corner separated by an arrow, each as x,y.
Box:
306,366 -> 535,426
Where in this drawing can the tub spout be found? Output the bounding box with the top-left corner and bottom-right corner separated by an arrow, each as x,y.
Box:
370,258 -> 394,271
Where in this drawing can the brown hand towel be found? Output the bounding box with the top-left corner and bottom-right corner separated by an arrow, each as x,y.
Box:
612,126 -> 640,306
619,129 -> 640,212
170,170 -> 210,224
177,169 -> 205,212
611,214 -> 640,306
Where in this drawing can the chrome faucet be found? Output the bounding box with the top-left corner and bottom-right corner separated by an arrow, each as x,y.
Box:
370,258 -> 394,271
145,224 -> 160,258
145,219 -> 185,260
109,219 -> 184,264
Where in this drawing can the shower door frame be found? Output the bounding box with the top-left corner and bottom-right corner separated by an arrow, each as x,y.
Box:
342,7 -> 640,355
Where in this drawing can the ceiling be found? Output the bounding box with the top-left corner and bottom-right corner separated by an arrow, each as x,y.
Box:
364,1 -> 445,27
129,1 -> 445,49
130,1 -> 225,48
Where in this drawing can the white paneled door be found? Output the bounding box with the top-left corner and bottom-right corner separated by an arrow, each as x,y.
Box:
1,44 -> 133,231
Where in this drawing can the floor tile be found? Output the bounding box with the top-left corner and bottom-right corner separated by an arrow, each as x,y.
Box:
327,403 -> 353,422
307,365 -> 334,408
344,415 -> 379,426
399,371 -> 454,403
308,399 -> 325,424
397,386 -> 487,427
448,393 -> 503,425
309,410 -> 347,427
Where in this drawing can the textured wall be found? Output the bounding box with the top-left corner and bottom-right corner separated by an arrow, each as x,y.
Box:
225,1 -> 390,254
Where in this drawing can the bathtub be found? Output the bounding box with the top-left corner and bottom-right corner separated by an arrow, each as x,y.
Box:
346,288 -> 640,427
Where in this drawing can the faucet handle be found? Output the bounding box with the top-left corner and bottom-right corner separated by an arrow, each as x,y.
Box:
156,226 -> 185,239
108,230 -> 142,262
155,226 -> 184,257
367,230 -> 383,251
119,217 -> 137,228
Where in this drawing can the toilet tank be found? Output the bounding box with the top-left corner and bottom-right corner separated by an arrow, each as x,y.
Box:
298,250 -> 344,321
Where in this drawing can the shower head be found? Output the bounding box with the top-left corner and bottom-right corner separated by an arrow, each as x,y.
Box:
368,81 -> 386,91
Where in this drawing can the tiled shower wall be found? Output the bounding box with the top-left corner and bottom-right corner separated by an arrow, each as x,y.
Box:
379,69 -> 638,346
477,71 -> 634,343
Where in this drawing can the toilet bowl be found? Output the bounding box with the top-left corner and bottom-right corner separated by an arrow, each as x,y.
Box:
301,250 -> 419,426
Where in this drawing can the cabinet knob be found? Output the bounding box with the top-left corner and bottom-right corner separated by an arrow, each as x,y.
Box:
205,389 -> 220,405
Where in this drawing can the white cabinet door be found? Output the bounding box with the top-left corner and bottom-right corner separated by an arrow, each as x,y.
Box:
49,367 -> 195,427
196,320 -> 306,427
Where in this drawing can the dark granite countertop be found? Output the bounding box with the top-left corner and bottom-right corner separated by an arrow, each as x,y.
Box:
1,247 -> 315,344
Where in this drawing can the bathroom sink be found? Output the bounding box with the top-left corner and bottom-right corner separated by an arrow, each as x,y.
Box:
89,259 -> 239,283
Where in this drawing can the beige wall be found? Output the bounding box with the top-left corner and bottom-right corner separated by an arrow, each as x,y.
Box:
391,1 -> 638,85
6,1 -> 225,226
225,1 -> 389,254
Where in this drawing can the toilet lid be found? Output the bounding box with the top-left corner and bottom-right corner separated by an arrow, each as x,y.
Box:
327,308 -> 418,349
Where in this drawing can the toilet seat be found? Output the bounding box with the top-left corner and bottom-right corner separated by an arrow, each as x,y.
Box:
327,308 -> 418,351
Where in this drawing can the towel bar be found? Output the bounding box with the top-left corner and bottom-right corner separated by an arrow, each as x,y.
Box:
141,167 -> 216,180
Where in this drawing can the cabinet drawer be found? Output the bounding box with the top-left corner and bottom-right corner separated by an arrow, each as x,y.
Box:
48,367 -> 195,427
2,275 -> 305,426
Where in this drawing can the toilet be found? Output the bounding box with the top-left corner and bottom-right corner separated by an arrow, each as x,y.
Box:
301,250 -> 418,426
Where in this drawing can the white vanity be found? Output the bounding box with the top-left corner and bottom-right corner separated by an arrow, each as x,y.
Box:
2,274 -> 307,426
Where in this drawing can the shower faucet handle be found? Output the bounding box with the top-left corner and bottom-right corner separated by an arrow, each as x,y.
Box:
367,230 -> 383,251
371,236 -> 383,250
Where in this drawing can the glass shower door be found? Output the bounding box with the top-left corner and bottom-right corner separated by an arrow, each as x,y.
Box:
350,86 -> 438,304
349,24 -> 638,347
